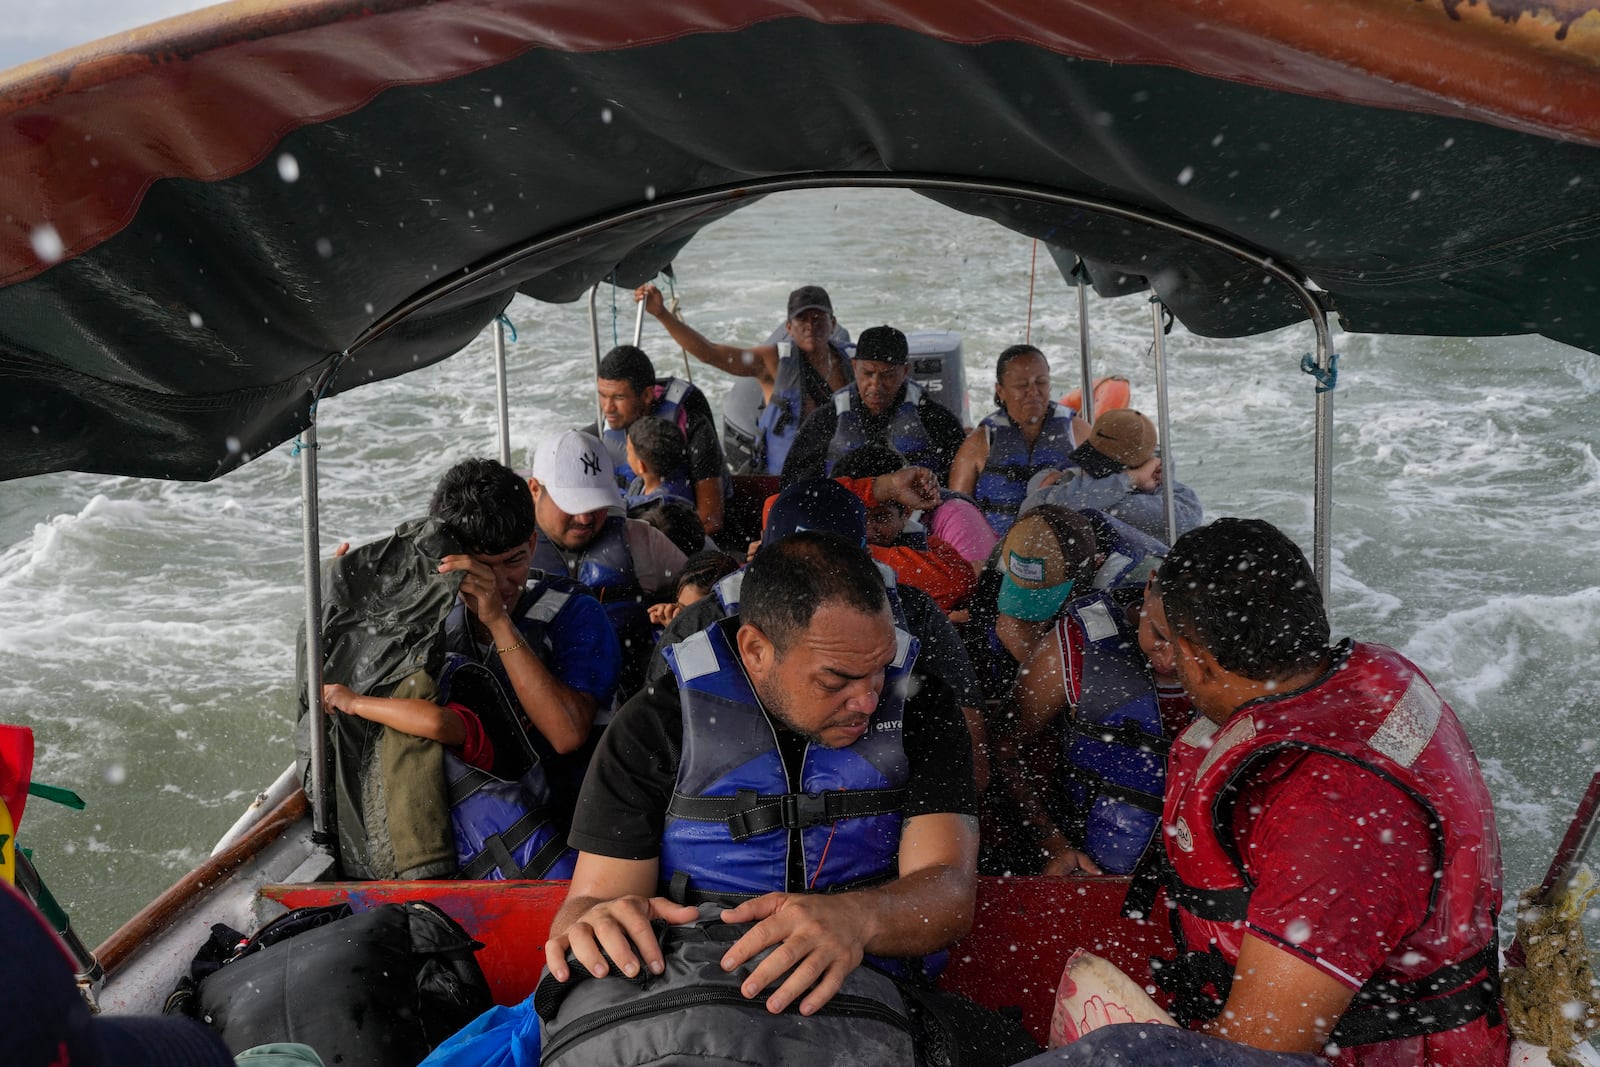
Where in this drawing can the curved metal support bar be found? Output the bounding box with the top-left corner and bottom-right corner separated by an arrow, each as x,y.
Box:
344,171 -> 1335,586
587,283 -> 604,441
1076,259 -> 1095,423
1149,301 -> 1179,548
492,318 -> 511,467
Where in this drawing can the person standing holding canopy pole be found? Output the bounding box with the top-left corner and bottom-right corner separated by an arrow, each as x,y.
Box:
635,282 -> 852,475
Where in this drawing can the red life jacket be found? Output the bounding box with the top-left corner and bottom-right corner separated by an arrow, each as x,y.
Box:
1160,641 -> 1505,1065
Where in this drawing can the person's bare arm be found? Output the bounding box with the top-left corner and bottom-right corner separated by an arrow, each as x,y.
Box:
960,705 -> 991,796
717,811 -> 978,1015
946,428 -> 988,497
1201,934 -> 1356,1053
322,684 -> 465,745
694,476 -> 725,536
438,554 -> 595,754
635,284 -> 779,387
993,628 -> 1102,875
545,852 -> 699,981
994,612 -> 1052,663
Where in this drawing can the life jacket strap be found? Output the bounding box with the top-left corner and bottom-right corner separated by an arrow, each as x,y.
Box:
1062,716 -> 1172,756
1149,943 -> 1234,1027
667,787 -> 905,842
1329,934 -> 1502,1047
455,808 -> 567,880
660,868 -> 897,906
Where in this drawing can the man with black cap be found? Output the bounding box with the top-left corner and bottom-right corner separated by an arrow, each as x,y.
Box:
634,282 -> 853,475
779,324 -> 968,487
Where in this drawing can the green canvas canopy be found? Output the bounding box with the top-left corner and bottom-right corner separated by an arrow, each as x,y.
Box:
4,0 -> 1600,482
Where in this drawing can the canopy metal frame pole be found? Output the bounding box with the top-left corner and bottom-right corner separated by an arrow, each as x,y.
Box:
632,288 -> 647,348
298,401 -> 332,853
1149,300 -> 1179,548
1312,349 -> 1334,606
344,171 -> 1334,588
1076,260 -> 1095,424
492,318 -> 511,467
587,283 -> 605,435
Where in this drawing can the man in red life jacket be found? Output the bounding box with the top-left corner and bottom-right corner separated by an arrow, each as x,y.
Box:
1053,518 -> 1506,1067
1033,519 -> 1505,1067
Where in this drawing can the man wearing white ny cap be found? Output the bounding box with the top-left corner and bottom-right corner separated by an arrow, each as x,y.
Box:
530,430 -> 688,701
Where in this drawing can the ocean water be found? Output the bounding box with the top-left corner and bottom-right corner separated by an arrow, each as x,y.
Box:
1,188 -> 1597,945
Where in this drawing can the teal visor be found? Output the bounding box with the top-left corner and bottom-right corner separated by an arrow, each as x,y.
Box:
996,572 -> 1076,622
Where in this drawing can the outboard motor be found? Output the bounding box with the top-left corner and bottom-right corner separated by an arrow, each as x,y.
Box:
904,329 -> 969,428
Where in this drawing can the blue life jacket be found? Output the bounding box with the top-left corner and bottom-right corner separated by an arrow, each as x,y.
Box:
713,561 -> 909,631
532,515 -> 651,663
625,474 -> 695,512
435,653 -> 576,880
657,617 -> 919,901
974,403 -> 1077,538
1080,508 -> 1167,590
1056,591 -> 1168,875
754,343 -> 852,476
824,381 -> 938,475
601,377 -> 695,485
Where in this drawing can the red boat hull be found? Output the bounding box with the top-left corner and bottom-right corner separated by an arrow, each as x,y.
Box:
266,874 -> 1175,1043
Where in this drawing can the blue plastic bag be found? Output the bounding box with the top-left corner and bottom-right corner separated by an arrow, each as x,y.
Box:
417,992 -> 541,1067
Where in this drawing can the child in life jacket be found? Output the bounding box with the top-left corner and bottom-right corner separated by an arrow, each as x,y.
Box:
624,415 -> 695,512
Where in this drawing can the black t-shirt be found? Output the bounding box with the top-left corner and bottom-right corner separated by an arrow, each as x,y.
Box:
671,379 -> 727,485
570,641 -> 978,862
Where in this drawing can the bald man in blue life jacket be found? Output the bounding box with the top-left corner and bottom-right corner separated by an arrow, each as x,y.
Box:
544,531 -> 979,1017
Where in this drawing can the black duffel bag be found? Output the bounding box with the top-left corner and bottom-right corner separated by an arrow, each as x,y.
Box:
170,900 -> 492,1067
535,905 -> 916,1066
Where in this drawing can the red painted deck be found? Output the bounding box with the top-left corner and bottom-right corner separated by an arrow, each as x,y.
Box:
266,874 -> 1175,1044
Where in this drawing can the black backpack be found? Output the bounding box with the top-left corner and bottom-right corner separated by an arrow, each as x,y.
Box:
535,906 -> 1040,1067
168,900 -> 492,1067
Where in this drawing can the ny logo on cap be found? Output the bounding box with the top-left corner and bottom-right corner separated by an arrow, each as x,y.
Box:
581,450 -> 601,476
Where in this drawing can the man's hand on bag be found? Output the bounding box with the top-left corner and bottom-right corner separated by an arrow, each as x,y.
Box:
545,895 -> 698,982
718,893 -> 871,1016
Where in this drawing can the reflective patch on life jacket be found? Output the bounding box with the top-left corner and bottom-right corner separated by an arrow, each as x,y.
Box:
672,629 -> 719,681
1370,675 -> 1442,767
1196,715 -> 1256,779
1075,598 -> 1120,644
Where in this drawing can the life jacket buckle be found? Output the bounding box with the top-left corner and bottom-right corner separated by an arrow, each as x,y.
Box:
782,791 -> 829,829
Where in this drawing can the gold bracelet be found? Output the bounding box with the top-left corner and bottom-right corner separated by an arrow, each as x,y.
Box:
495,639 -> 526,656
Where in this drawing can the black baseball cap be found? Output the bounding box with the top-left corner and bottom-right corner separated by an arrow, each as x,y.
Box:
855,324 -> 909,366
786,285 -> 834,319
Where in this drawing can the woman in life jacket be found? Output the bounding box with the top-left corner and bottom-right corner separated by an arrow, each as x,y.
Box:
948,345 -> 1090,539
